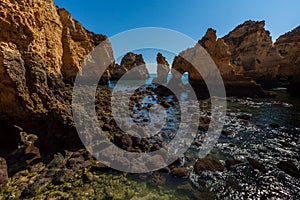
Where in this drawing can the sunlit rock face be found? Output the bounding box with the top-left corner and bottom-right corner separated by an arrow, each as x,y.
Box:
110,52 -> 150,80
169,28 -> 268,98
223,20 -> 281,88
152,53 -> 170,84
0,0 -> 113,152
275,26 -> 300,96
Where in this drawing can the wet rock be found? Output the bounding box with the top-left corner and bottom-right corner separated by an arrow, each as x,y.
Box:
146,155 -> 165,170
148,172 -> 166,186
67,156 -> 91,170
228,143 -> 236,147
200,116 -> 211,124
176,183 -> 214,200
19,130 -> 41,165
277,160 -> 300,178
5,128 -> 41,175
0,157 -> 8,184
112,157 -> 131,171
47,153 -> 66,169
114,133 -> 133,150
161,99 -> 171,109
194,157 -> 225,175
225,159 -> 244,167
197,179 -> 207,187
198,123 -> 209,131
150,143 -> 161,151
247,157 -> 268,173
90,162 -> 109,172
269,123 -> 280,128
221,129 -> 235,136
45,153 -> 74,184
237,114 -> 251,120
171,167 -> 189,177
158,167 -> 171,173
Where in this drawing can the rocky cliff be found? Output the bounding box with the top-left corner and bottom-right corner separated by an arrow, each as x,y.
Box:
170,28 -> 269,98
275,26 -> 300,80
0,0 -> 112,153
275,26 -> 300,96
223,20 -> 299,89
0,0 -> 299,158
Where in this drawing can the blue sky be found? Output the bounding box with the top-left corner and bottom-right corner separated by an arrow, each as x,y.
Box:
54,0 -> 299,72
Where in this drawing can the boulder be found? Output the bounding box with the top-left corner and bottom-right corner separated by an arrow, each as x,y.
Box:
247,157 -> 267,173
225,159 -> 244,167
194,157 -> 224,175
277,160 -> 300,178
171,167 -> 189,177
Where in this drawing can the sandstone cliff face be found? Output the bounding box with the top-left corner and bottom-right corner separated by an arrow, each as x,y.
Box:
275,26 -> 300,96
110,52 -> 149,80
170,28 -> 268,98
275,26 -> 300,80
198,28 -> 243,78
223,20 -> 283,88
58,8 -> 107,82
223,20 -> 300,90
152,53 -> 170,84
0,0 -> 112,152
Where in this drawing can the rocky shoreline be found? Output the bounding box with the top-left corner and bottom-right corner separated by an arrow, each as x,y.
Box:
0,0 -> 299,199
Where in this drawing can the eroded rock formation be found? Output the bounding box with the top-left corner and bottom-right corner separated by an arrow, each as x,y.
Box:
223,21 -> 284,88
0,0 -> 113,153
170,28 -> 269,98
110,52 -> 149,80
275,26 -> 300,96
152,53 -> 170,84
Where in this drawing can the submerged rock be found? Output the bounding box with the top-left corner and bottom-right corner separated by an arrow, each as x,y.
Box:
171,167 -> 189,178
277,160 -> 300,178
247,157 -> 268,173
269,123 -> 280,128
237,114 -> 251,120
225,159 -> 244,167
194,157 -> 224,175
221,129 -> 235,136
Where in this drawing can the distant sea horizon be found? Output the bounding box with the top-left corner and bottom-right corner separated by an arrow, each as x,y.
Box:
109,73 -> 189,89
